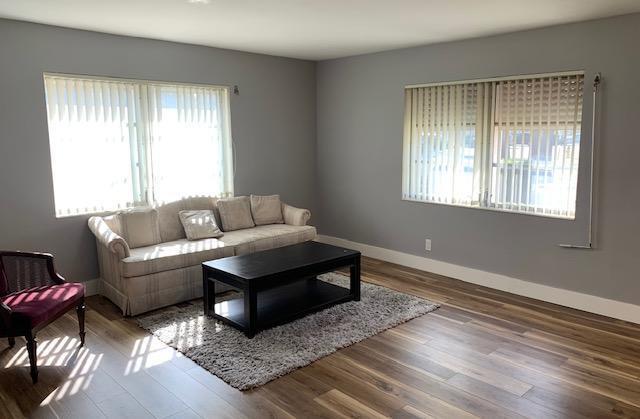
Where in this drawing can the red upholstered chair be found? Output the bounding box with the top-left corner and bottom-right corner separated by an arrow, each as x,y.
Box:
0,251 -> 85,383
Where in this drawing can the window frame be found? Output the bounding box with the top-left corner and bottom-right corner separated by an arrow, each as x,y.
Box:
401,70 -> 585,220
43,72 -> 234,218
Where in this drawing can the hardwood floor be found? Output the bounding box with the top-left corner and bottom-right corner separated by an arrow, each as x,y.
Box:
2,256 -> 640,418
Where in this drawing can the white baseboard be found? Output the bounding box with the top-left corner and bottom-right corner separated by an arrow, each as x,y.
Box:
79,278 -> 100,297
317,235 -> 640,325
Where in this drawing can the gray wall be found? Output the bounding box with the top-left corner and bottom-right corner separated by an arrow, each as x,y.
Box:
0,19 -> 316,282
317,14 -> 640,305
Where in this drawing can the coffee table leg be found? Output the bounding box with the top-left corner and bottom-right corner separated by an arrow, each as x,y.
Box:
350,256 -> 361,301
202,267 -> 209,316
244,288 -> 257,338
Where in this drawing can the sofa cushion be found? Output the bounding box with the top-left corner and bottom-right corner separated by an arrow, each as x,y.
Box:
250,194 -> 284,225
3,283 -> 85,329
179,210 -> 223,240
219,224 -> 317,255
122,238 -> 234,277
120,209 -> 162,248
217,196 -> 255,231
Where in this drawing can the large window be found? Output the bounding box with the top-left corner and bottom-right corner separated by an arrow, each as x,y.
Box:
402,72 -> 584,219
44,74 -> 233,217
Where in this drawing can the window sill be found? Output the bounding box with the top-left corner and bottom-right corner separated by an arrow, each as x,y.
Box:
401,197 -> 576,220
54,204 -> 151,219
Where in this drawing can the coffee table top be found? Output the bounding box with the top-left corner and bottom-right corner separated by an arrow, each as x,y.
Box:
202,241 -> 359,281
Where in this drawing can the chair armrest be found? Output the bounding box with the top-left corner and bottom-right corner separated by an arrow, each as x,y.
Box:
282,203 -> 311,226
88,217 -> 130,258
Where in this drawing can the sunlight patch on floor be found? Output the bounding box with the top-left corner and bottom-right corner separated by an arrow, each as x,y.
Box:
125,335 -> 187,374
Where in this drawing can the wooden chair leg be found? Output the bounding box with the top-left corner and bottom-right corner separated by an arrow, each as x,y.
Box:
8,337 -> 15,348
25,331 -> 38,384
77,301 -> 86,347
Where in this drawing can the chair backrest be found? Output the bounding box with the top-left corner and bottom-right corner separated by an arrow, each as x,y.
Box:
0,262 -> 7,296
0,253 -> 51,295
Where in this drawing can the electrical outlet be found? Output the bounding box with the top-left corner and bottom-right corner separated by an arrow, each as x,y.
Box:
425,238 -> 432,252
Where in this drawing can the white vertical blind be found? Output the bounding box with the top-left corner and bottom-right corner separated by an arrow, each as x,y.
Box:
490,75 -> 584,217
143,84 -> 233,204
402,83 -> 486,205
44,74 -> 234,216
45,76 -> 143,216
402,72 -> 584,219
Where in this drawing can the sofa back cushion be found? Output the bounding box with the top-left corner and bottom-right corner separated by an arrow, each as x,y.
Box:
119,209 -> 162,248
250,194 -> 284,225
217,196 -> 256,231
156,197 -> 221,242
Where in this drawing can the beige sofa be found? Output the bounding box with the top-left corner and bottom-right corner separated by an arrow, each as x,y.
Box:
88,196 -> 316,315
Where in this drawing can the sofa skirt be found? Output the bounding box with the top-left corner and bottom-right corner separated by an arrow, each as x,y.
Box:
101,264 -> 232,316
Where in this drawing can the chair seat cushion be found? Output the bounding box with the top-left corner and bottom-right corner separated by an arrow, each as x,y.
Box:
2,283 -> 84,329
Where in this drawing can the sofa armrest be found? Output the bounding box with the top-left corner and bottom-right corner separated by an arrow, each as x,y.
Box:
282,203 -> 311,226
88,216 -> 131,258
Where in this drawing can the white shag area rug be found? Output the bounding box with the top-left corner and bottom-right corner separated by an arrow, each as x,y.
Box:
135,272 -> 439,390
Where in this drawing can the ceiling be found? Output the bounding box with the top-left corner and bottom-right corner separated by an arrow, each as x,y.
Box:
1,0 -> 640,60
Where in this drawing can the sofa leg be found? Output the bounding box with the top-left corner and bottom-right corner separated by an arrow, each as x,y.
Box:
8,337 -> 15,348
77,301 -> 86,347
25,331 -> 38,384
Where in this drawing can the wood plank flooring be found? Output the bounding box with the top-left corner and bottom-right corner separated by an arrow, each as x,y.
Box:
1,256 -> 640,418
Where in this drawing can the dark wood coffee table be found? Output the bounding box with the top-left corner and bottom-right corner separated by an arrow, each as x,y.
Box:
202,241 -> 361,338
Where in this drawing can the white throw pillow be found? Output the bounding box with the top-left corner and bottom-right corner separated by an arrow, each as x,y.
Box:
217,196 -> 256,231
250,194 -> 284,225
179,210 -> 224,240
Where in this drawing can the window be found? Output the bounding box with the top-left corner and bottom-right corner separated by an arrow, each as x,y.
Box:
402,72 -> 584,219
44,74 -> 233,217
